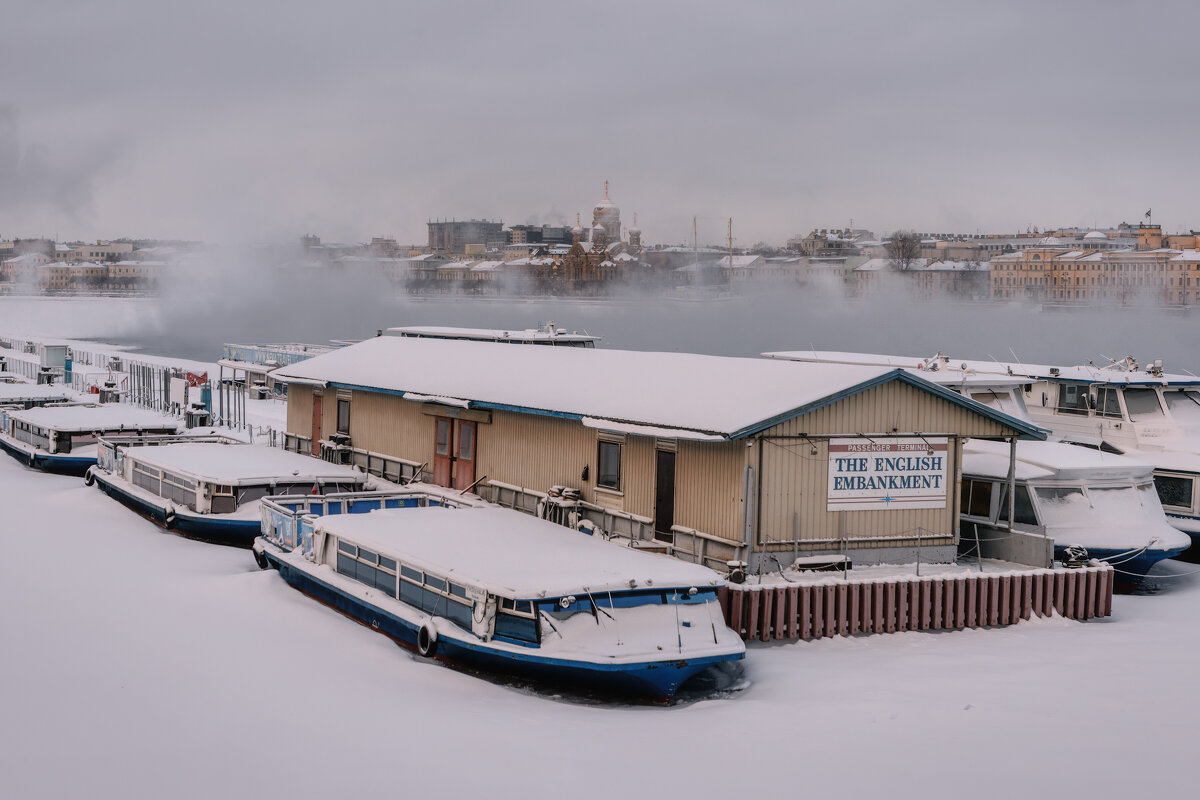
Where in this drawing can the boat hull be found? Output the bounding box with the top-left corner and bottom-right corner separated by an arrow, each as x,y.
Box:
259,543 -> 741,699
1055,544 -> 1188,593
0,436 -> 95,476
92,470 -> 260,547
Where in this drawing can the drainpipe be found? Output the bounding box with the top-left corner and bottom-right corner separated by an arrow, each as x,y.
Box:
1007,436 -> 1017,532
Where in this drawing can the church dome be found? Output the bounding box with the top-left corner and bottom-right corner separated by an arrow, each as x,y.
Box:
1084,230 -> 1107,240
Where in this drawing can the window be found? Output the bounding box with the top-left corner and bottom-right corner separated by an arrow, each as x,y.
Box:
1055,384 -> 1090,416
1095,387 -> 1122,418
457,422 -> 474,461
1123,388 -> 1163,421
597,440 -> 621,489
435,419 -> 450,456
998,484 -> 1038,526
962,479 -> 993,518
1155,474 -> 1194,510
336,398 -> 350,435
1163,390 -> 1200,423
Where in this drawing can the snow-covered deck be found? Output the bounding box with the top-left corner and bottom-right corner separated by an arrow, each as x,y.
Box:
316,506 -> 724,598
7,404 -> 180,433
124,442 -> 367,485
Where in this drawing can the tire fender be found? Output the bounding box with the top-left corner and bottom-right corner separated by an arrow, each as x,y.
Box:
163,507 -> 177,528
84,467 -> 96,487
253,548 -> 270,570
417,622 -> 438,657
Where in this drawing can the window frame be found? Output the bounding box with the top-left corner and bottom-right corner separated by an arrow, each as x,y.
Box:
597,437 -> 622,491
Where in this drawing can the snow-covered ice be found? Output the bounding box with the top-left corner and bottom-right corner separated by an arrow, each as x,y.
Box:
0,451 -> 1195,799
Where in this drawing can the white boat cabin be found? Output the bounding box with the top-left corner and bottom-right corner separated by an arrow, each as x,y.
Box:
4,405 -> 180,455
100,438 -> 369,514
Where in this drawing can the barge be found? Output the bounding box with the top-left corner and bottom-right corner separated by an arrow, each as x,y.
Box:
0,404 -> 180,475
89,434 -> 369,546
254,496 -> 745,698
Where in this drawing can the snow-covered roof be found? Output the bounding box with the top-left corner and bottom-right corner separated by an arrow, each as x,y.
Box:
962,439 -> 1154,482
315,506 -> 723,598
125,442 -> 367,485
1084,231 -> 1107,240
7,405 -> 180,433
0,384 -> 75,402
272,338 -> 1042,440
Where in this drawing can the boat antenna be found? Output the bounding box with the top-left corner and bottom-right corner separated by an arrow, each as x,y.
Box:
1007,347 -> 1029,376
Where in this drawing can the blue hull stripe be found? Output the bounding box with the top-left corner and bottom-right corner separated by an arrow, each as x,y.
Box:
0,437 -> 95,476
264,549 -> 740,698
92,472 -> 260,547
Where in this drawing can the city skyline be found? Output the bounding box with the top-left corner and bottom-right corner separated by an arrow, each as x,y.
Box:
3,1 -> 1198,246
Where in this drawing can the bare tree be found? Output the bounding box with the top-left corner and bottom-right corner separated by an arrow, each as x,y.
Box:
886,230 -> 922,271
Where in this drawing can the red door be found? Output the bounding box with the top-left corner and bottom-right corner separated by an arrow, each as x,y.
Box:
311,393 -> 323,458
453,420 -> 476,490
433,417 -> 452,487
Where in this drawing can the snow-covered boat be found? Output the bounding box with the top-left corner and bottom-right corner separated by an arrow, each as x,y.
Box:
960,439 -> 1190,590
0,383 -> 77,409
253,494 -> 745,698
89,434 -> 369,546
0,404 -> 180,475
763,350 -> 1200,551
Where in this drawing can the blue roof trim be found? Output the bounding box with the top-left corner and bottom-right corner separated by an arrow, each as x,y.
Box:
727,369 -> 1047,441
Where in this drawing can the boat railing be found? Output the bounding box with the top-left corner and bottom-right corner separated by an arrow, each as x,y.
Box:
281,432 -> 428,483
260,488 -> 485,557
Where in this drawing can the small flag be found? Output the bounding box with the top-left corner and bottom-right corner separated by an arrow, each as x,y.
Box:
1146,209 -> 1152,219
311,483 -> 319,495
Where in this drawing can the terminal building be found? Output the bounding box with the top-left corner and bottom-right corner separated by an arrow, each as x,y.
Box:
270,336 -> 1042,570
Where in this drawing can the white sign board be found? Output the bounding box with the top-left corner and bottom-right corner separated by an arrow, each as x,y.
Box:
169,376 -> 188,407
827,437 -> 949,511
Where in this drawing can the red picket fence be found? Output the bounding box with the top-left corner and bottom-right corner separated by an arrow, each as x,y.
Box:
718,565 -> 1113,641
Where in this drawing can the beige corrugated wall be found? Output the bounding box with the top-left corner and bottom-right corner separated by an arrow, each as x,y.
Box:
280,378 -> 1023,551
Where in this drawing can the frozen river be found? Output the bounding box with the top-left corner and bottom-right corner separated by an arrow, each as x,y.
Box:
0,446 -> 1195,798
1,293 -> 1197,798
2,289 -> 1197,373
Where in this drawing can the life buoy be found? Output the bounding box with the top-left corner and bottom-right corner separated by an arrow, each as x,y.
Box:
84,468 -> 96,487
417,622 -> 438,657
253,549 -> 270,570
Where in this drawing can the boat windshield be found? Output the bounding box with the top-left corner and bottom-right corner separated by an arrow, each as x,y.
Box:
538,588 -> 718,620
1123,388 -> 1164,421
1035,484 -> 1163,528
1163,389 -> 1200,423
969,390 -> 1032,423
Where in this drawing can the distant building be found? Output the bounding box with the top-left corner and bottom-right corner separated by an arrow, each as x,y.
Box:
854,258 -> 990,298
427,219 -> 505,254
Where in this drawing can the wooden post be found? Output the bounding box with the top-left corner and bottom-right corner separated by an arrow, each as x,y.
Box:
931,579 -> 943,630
873,582 -> 884,634
747,587 -> 761,639
787,585 -> 799,638
731,588 -> 744,634
825,585 -> 837,638
812,585 -> 824,638
999,575 -> 1011,626
849,582 -> 861,635
800,586 -> 812,640
966,577 -> 977,627
760,588 -> 773,642
773,587 -> 786,640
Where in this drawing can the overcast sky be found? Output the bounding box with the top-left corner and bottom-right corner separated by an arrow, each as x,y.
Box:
3,0 -> 1198,246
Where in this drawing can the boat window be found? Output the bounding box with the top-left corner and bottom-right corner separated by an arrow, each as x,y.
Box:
598,440 -> 621,489
1055,384 -> 1090,416
1163,390 -> 1200,423
1154,474 -> 1194,510
338,541 -> 357,555
1138,483 -> 1166,515
400,565 -> 422,582
962,479 -> 993,518
500,598 -> 533,614
424,575 -> 447,592
1089,486 -> 1163,526
969,390 -> 1030,421
1123,388 -> 1163,421
379,556 -> 397,572
449,583 -> 468,599
997,484 -> 1038,526
357,548 -> 377,565
494,613 -> 539,645
1094,387 -> 1123,418
1033,486 -> 1088,527
238,486 -> 270,504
